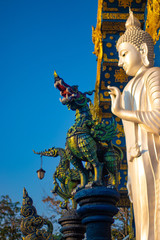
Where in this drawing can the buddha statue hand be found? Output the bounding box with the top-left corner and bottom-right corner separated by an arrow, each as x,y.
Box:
129,143 -> 141,162
108,86 -> 122,117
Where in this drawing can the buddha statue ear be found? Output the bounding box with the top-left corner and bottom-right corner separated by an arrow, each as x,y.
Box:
140,43 -> 150,67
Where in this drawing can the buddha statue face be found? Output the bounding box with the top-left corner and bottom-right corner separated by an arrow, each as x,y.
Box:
116,10 -> 154,75
118,42 -> 146,76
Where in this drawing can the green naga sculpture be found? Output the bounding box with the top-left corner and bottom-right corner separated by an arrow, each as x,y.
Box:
33,147 -> 80,209
21,188 -> 54,240
35,72 -> 122,197
53,71 -> 122,187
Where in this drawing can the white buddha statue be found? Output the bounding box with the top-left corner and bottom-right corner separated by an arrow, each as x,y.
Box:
108,10 -> 160,240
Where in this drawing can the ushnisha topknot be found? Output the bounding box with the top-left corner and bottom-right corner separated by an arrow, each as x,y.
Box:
125,8 -> 141,29
116,9 -> 154,67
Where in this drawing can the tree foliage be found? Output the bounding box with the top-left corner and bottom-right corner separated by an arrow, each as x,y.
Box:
111,207 -> 135,240
42,194 -> 66,237
0,194 -> 64,240
0,195 -> 22,240
42,195 -> 65,217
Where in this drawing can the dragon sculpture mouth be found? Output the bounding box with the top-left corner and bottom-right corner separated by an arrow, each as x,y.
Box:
54,71 -> 77,104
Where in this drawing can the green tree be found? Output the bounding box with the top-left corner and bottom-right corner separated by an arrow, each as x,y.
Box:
0,195 -> 22,240
0,194 -> 64,240
111,206 -> 135,240
42,194 -> 65,237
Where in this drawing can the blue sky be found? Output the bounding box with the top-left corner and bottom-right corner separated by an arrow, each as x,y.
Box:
0,0 -> 98,217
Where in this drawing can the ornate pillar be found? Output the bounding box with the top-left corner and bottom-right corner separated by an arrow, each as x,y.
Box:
58,209 -> 86,240
75,186 -> 119,240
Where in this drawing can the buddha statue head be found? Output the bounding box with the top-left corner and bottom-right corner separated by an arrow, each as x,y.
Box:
116,9 -> 154,76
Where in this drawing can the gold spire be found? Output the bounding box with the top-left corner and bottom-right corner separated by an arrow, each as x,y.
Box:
54,70 -> 58,78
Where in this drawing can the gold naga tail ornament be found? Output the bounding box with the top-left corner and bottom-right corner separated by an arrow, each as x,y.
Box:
146,0 -> 160,44
21,188 -> 54,240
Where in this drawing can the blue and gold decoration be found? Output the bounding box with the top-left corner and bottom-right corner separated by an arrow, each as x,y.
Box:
145,0 -> 160,67
93,0 -> 147,206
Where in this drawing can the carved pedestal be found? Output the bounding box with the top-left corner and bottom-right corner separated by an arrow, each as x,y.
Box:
75,186 -> 119,240
58,209 -> 86,240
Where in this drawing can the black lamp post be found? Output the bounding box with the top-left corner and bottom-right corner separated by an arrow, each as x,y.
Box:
36,155 -> 45,180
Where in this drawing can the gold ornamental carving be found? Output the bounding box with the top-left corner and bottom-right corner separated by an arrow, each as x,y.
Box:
102,112 -> 112,118
103,1 -> 118,11
101,81 -> 108,90
118,0 -> 133,8
93,0 -> 103,121
117,198 -> 130,208
116,123 -> 125,138
103,53 -> 118,63
146,0 -> 160,44
102,12 -> 144,20
103,65 -> 107,71
102,22 -> 125,32
106,43 -> 112,48
100,93 -> 111,102
105,73 -> 110,78
92,0 -> 103,59
92,26 -> 103,59
114,68 -> 128,83
103,62 -> 118,67
120,164 -> 128,170
132,2 -> 145,12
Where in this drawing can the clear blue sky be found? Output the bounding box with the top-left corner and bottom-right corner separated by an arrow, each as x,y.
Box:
0,0 -> 98,217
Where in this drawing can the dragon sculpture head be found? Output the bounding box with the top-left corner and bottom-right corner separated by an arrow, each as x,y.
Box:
54,71 -> 95,111
33,147 -> 59,157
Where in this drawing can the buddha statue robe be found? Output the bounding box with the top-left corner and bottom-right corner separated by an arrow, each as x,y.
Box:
122,67 -> 160,240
